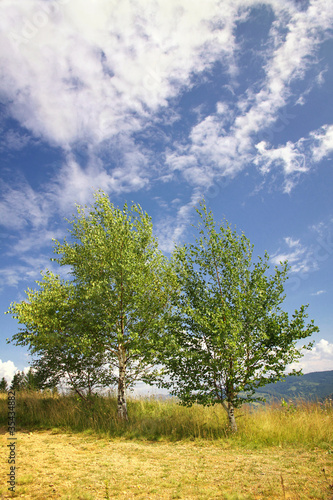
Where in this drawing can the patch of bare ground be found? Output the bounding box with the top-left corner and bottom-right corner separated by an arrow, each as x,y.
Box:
1,428 -> 333,499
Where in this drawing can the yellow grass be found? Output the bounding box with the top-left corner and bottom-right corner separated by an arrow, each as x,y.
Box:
0,393 -> 332,498
1,392 -> 333,446
0,429 -> 333,499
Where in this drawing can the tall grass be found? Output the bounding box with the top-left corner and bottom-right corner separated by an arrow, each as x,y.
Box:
1,391 -> 332,448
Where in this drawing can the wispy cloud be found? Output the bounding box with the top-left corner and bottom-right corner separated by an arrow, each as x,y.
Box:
0,0 -> 332,290
311,290 -> 326,296
254,123 -> 333,193
0,128 -> 34,152
155,189 -> 203,252
271,217 -> 333,280
271,237 -> 318,274
0,0 -> 239,149
310,124 -> 333,163
1,0 -> 331,201
0,255 -> 62,290
0,180 -> 53,230
170,0 -> 333,189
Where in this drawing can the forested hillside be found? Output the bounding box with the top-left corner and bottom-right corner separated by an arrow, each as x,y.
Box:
255,371 -> 333,401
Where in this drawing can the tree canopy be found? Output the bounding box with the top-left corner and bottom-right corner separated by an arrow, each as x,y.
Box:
7,270 -> 112,398
157,202 -> 318,431
6,195 -> 318,430
7,191 -> 177,419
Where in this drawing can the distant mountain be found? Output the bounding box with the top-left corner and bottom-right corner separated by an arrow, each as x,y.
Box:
254,370 -> 333,402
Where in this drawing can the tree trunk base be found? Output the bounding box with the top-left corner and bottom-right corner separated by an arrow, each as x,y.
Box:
222,401 -> 237,433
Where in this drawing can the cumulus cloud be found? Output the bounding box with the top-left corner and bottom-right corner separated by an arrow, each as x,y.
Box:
0,0 -> 239,149
289,339 -> 333,373
0,359 -> 18,384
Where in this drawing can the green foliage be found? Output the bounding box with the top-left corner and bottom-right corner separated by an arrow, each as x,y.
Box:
5,193 -> 319,428
10,371 -> 26,391
51,192 -> 177,402
0,391 -> 332,448
7,191 -> 177,413
7,271 -> 113,396
0,376 -> 8,392
157,201 -> 318,429
7,369 -> 48,392
51,191 -> 177,357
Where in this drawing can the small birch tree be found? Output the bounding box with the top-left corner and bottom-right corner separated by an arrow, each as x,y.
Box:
158,202 -> 318,432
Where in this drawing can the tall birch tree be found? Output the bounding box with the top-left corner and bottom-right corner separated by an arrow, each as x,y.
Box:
158,202 -> 318,432
51,191 -> 177,420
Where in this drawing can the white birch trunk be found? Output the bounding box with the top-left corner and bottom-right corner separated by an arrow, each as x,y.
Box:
117,344 -> 128,421
222,401 -> 237,433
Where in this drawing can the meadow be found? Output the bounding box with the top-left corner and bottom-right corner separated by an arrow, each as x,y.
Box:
1,391 -> 333,499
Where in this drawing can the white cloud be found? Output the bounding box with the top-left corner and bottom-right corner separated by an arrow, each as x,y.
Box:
289,339 -> 333,374
0,0 -> 240,149
270,218 -> 333,287
49,151 -> 151,214
284,237 -> 300,248
0,180 -> 53,230
0,359 -> 18,384
4,0 -> 331,197
0,0 -> 331,203
271,236 -> 317,274
0,129 -> 33,151
174,0 -> 333,188
253,121 -> 333,192
311,290 -> 326,296
310,124 -> 333,162
254,141 -> 307,176
0,258 -> 56,289
0,0 -> 332,271
155,189 -> 203,252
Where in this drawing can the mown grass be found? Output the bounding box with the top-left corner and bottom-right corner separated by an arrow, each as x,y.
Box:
0,391 -> 332,449
1,392 -> 333,499
1,429 -> 332,499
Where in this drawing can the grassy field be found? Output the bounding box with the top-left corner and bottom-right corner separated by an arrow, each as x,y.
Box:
1,392 -> 333,499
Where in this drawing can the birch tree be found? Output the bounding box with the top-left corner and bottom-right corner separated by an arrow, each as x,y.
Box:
51,191 -> 177,420
158,202 -> 318,432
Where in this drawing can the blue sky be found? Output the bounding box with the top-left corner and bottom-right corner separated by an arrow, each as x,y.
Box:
0,0 -> 332,386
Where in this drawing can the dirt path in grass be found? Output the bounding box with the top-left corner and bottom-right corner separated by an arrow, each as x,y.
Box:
1,429 -> 332,499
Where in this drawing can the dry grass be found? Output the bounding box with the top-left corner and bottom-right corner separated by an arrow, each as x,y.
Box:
1,428 -> 333,499
1,393 -> 333,498
1,392 -> 333,447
